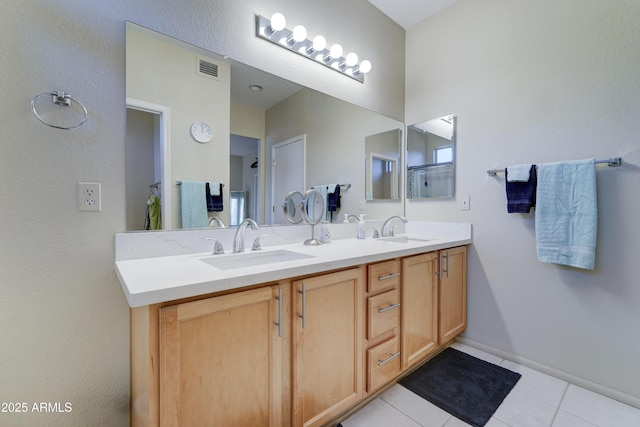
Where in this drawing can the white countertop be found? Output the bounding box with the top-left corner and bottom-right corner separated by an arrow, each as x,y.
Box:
116,222 -> 471,307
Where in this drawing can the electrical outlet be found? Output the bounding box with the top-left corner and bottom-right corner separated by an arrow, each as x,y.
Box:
358,200 -> 365,211
460,194 -> 470,211
78,182 -> 101,211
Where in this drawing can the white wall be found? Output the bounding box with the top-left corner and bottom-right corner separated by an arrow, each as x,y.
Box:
406,0 -> 640,404
0,0 -> 404,425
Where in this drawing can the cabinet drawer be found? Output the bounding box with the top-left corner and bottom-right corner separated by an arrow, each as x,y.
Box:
367,288 -> 400,339
368,259 -> 400,293
367,337 -> 401,392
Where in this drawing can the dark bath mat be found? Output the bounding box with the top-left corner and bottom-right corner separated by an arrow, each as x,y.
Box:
399,347 -> 521,427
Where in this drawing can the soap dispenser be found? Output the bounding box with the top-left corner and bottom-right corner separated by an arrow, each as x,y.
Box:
357,214 -> 367,239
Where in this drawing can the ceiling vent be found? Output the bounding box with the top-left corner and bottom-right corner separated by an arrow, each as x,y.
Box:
197,56 -> 219,79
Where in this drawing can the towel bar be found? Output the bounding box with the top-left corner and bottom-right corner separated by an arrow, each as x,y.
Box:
487,157 -> 622,176
309,183 -> 351,191
176,180 -> 224,187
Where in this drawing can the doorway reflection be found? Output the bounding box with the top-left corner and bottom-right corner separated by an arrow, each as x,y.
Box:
230,134 -> 259,225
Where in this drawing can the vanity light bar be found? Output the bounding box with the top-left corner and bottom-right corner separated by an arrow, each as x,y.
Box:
255,14 -> 371,83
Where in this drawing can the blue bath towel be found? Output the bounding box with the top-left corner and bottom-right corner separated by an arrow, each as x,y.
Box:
535,159 -> 597,270
327,184 -> 341,212
206,182 -> 224,212
505,165 -> 536,213
180,181 -> 208,228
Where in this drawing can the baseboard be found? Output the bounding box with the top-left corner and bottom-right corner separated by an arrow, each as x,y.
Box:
456,337 -> 640,410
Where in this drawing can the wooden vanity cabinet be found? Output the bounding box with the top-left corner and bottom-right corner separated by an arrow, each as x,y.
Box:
156,284 -> 290,427
401,246 -> 467,370
292,267 -> 364,427
438,246 -> 467,343
400,252 -> 439,370
129,246 -> 467,427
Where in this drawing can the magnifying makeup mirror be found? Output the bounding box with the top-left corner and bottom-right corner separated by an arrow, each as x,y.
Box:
283,191 -> 304,224
301,189 -> 325,245
282,189 -> 326,245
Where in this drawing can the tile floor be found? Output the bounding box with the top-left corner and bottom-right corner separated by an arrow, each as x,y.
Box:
341,342 -> 640,427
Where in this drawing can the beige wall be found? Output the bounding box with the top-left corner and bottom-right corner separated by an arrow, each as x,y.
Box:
231,101 -> 266,140
127,26 -> 231,228
406,0 -> 640,405
0,0 -> 404,425
265,88 -> 404,222
231,101 -> 266,221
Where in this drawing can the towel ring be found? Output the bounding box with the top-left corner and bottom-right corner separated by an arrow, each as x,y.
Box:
31,91 -> 88,130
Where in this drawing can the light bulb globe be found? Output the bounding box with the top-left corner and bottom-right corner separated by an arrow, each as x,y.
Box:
345,52 -> 358,67
359,60 -> 372,74
329,44 -> 343,59
270,13 -> 286,32
292,25 -> 307,42
312,35 -> 326,51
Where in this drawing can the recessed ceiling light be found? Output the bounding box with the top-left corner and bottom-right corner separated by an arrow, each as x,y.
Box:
249,84 -> 263,92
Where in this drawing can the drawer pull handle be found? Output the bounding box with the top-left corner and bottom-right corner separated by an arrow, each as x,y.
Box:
298,283 -> 307,329
274,288 -> 283,337
378,351 -> 400,367
378,273 -> 400,281
440,252 -> 449,278
378,303 -> 400,313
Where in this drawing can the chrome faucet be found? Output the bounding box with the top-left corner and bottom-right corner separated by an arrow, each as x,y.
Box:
233,218 -> 259,253
208,217 -> 225,228
204,238 -> 225,255
381,215 -> 408,237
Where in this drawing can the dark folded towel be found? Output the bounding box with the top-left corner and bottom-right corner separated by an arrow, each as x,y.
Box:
327,185 -> 341,211
506,165 -> 536,213
206,182 -> 224,212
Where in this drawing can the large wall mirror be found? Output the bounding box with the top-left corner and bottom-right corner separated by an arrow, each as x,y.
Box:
125,22 -> 404,231
406,115 -> 456,199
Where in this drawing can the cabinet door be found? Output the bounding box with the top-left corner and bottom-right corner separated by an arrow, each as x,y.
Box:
439,246 -> 467,343
159,285 -> 288,427
293,268 -> 363,427
401,252 -> 439,370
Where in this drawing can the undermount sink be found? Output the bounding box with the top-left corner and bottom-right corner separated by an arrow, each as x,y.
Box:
376,235 -> 431,244
200,249 -> 314,270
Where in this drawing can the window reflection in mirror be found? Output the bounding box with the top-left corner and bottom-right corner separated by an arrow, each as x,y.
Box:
407,115 -> 456,199
365,129 -> 402,201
